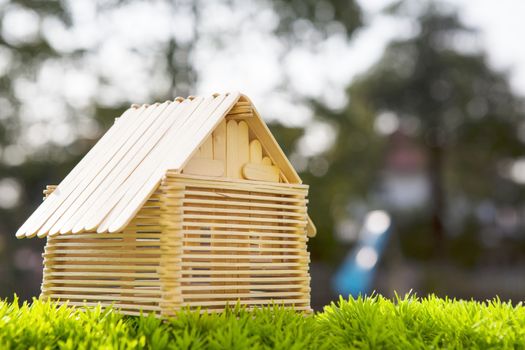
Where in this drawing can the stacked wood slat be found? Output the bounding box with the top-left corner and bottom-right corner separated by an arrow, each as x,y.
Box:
41,189 -> 165,316
158,180 -> 184,317
169,173 -> 311,312
16,93 -> 243,238
40,172 -> 311,316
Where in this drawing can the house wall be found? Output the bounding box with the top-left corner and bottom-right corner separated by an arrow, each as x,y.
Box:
40,171 -> 312,316
182,101 -> 282,183
40,188 -> 166,316
161,172 -> 311,312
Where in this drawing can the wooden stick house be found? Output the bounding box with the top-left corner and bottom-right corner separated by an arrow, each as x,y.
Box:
16,92 -> 316,317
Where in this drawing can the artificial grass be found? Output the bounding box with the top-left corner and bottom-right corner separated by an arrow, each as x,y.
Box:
1,294 -> 525,349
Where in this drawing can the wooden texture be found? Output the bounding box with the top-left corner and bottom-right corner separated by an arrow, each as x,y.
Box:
27,92 -> 316,317
249,140 -> 263,164
237,121 -> 250,178
17,93 -> 319,238
40,172 -> 311,316
183,104 -> 282,184
242,163 -> 280,182
163,173 -> 311,312
306,215 -> 317,237
102,93 -> 240,234
183,158 -> 224,177
226,120 -> 239,178
16,93 -> 241,238
198,135 -> 213,159
212,120 -> 227,174
41,189 -> 167,316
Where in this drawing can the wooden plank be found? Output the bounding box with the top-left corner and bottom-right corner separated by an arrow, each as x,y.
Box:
44,249 -> 163,255
199,135 -> 214,159
49,233 -> 162,240
44,286 -> 163,295
47,102 -> 173,236
179,207 -> 307,218
183,198 -> 306,211
90,96 -> 216,233
181,222 -> 305,232
180,230 -> 306,239
45,294 -> 162,303
182,299 -> 309,307
226,120 -> 239,178
242,163 -> 280,182
183,190 -> 306,203
237,121 -> 249,178
180,261 -> 305,268
170,93 -> 240,170
181,214 -> 307,225
47,241 -> 163,247
229,101 -> 251,108
177,276 -> 308,283
45,270 -> 160,275
166,172 -> 308,191
183,292 -> 305,299
180,268 -> 307,275
227,106 -> 252,114
180,284 -> 303,291
183,158 -> 224,177
67,99 -> 190,234
212,120 -> 226,174
43,279 -> 161,286
54,301 -> 161,312
103,93 -> 241,233
182,237 -> 304,245
17,106 -> 147,238
249,140 -> 262,164
306,215 -> 317,237
46,101 -> 176,236
43,256 -> 163,263
181,245 -> 304,253
225,113 -> 254,120
180,254 -> 308,260
243,99 -> 302,184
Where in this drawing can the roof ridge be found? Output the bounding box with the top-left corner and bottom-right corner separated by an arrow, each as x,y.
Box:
129,92 -> 232,109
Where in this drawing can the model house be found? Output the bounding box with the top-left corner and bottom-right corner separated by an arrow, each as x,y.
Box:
16,92 -> 315,316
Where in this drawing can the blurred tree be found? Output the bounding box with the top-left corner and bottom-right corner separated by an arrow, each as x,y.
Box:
270,0 -> 361,40
0,1 -> 130,299
307,2 -> 525,263
0,0 -> 74,298
159,0 -> 363,96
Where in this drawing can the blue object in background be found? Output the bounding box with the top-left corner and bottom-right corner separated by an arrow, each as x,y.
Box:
333,210 -> 392,297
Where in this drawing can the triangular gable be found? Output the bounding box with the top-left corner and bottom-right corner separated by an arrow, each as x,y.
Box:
179,94 -> 302,184
16,92 -> 316,239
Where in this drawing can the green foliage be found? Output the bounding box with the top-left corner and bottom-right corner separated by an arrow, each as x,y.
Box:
319,293 -> 525,349
270,0 -> 362,40
303,3 -> 525,264
2,295 -> 525,349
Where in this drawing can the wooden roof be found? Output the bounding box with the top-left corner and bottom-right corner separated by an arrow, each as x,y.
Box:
16,92 -> 314,239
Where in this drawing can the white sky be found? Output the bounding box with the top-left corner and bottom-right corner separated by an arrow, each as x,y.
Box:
3,0 -> 525,149
1,0 -> 525,205
200,0 -> 525,123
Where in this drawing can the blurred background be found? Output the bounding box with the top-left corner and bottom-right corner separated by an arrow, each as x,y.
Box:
1,0 -> 525,310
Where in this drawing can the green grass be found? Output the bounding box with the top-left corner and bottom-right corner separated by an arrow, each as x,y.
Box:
1,294 -> 525,349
